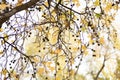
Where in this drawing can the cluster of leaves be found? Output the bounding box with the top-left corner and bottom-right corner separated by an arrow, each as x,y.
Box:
0,0 -> 120,80
114,58 -> 120,80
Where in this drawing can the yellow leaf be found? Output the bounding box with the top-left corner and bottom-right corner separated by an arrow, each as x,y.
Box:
17,0 -> 24,6
10,71 -> 18,78
25,42 -> 40,56
92,49 -> 100,58
48,27 -> 59,45
54,48 -> 62,54
0,50 -> 3,55
0,3 -> 9,10
0,28 -> 3,32
3,34 -> 8,41
35,26 -> 43,32
51,11 -> 57,16
112,5 -> 118,10
99,37 -> 104,44
82,45 -> 86,51
104,2 -> 112,13
51,49 -> 61,54
44,1 -> 48,7
37,67 -> 45,74
69,70 -> 75,76
94,0 -> 100,6
1,69 -> 7,75
49,66 -> 55,71
42,61 -> 55,71
18,0 -> 24,3
114,37 -> 120,50
95,13 -> 101,18
31,57 -> 40,63
46,61 -> 52,67
73,0 -> 79,3
84,50 -> 88,56
70,57 -> 74,65
89,39 -> 94,44
81,27 -> 86,31
57,55 -> 66,69
1,40 -> 5,45
56,76 -> 62,80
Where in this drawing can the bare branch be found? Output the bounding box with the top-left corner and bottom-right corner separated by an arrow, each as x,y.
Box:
94,58 -> 106,80
0,0 -> 40,28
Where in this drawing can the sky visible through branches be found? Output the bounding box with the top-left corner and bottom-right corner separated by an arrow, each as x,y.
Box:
0,0 -> 120,80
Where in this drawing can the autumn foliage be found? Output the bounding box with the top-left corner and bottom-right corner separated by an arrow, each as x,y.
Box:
0,0 -> 120,80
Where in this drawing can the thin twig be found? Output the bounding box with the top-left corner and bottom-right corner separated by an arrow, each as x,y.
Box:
94,58 -> 106,80
0,0 -> 41,28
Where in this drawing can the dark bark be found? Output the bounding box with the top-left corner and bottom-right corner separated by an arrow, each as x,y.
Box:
0,0 -> 40,28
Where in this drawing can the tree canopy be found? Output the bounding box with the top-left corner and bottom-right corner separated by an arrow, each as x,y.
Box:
0,0 -> 120,80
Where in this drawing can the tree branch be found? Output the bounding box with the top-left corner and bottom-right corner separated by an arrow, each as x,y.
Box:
94,58 -> 106,80
0,0 -> 40,28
